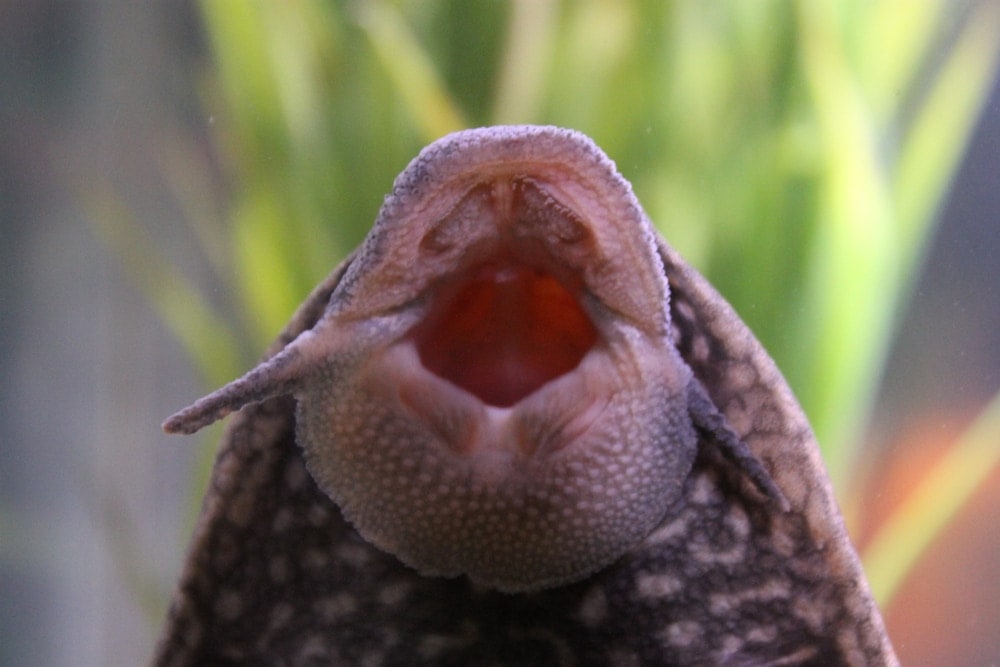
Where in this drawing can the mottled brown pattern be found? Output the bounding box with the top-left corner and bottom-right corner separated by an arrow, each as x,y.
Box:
155,410 -> 885,664
155,127 -> 896,666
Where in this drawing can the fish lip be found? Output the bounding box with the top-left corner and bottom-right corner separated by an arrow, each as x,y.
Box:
376,338 -> 611,465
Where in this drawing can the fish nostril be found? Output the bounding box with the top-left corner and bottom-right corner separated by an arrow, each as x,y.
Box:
410,263 -> 598,407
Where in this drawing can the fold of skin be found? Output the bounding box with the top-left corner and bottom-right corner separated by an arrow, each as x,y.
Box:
158,126 -> 897,666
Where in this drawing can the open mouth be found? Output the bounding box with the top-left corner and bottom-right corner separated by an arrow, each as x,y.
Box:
409,260 -> 598,408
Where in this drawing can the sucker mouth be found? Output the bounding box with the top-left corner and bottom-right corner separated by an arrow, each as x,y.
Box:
409,260 -> 598,408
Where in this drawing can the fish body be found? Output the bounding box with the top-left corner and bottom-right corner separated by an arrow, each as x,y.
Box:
157,126 -> 896,666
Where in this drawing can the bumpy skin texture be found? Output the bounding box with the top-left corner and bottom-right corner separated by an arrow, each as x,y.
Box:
156,127 -> 897,666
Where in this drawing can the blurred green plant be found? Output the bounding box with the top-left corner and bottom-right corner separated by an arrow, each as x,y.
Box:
120,0 -> 999,612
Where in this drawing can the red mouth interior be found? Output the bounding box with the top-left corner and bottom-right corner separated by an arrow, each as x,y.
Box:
412,264 -> 598,407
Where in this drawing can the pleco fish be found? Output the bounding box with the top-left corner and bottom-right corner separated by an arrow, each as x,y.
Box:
156,126 -> 897,666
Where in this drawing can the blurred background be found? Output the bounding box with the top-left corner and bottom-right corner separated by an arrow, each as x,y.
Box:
1,1 -> 998,664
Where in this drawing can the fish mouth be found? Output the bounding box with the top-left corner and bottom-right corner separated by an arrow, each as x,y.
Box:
409,259 -> 598,408
405,176 -> 602,409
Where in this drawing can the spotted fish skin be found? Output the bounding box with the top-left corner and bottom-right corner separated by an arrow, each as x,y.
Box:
156,127 -> 897,666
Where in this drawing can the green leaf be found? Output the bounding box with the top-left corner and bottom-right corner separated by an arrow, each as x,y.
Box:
863,388 -> 1000,606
